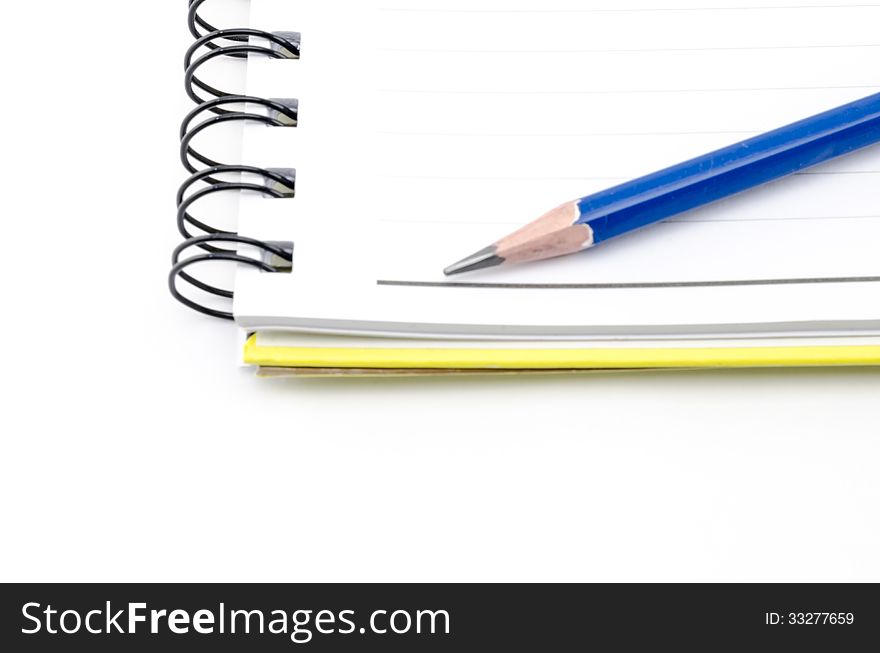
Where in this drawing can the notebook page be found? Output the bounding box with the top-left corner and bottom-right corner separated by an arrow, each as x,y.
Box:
234,0 -> 880,336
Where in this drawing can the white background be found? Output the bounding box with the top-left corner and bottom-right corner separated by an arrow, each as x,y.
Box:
0,0 -> 878,582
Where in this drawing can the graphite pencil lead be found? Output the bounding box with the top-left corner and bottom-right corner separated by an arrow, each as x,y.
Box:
443,245 -> 505,276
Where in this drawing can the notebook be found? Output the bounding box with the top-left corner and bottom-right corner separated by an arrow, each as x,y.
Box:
175,0 -> 880,370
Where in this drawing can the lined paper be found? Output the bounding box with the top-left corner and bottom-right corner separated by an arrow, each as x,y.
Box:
233,0 -> 880,336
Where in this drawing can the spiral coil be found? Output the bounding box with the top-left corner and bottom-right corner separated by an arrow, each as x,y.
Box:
170,0 -> 299,320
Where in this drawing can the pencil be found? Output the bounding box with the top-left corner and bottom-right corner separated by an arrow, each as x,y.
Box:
444,91 -> 880,276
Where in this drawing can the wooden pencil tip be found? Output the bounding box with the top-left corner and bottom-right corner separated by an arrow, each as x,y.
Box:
444,245 -> 505,276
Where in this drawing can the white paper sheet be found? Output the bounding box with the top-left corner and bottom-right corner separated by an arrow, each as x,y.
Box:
233,0 -> 880,337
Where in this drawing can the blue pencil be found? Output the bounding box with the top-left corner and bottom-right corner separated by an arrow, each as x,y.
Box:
444,92 -> 880,276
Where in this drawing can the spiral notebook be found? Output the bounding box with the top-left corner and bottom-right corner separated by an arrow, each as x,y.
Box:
175,0 -> 880,370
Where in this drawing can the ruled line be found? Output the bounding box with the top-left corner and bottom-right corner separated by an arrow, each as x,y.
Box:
377,171 -> 880,181
378,215 -> 880,226
378,84 -> 880,95
378,130 -> 759,137
378,276 -> 880,290
379,4 -> 880,13
379,43 -> 880,54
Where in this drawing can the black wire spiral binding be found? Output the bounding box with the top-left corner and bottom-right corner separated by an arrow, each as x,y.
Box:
170,0 -> 299,320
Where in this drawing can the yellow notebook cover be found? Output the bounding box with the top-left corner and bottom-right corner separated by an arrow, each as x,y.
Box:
244,335 -> 880,370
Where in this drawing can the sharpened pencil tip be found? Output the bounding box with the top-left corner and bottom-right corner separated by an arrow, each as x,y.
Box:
444,245 -> 505,276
